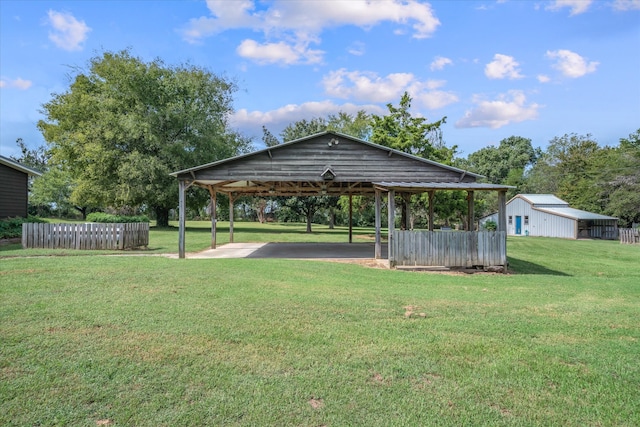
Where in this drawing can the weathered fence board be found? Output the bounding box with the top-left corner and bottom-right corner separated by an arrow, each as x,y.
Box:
619,228 -> 640,244
392,230 -> 507,268
22,223 -> 149,250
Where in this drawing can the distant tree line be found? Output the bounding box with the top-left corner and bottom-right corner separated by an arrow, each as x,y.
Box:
13,50 -> 639,229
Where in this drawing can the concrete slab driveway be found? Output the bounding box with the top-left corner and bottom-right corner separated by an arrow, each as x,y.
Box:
187,242 -> 388,262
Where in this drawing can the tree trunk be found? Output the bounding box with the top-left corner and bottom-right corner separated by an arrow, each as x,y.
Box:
306,211 -> 313,233
329,207 -> 335,229
156,207 -> 170,227
75,206 -> 88,220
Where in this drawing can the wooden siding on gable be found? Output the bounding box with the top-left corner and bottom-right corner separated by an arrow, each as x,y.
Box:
192,135 -> 473,183
0,164 -> 29,218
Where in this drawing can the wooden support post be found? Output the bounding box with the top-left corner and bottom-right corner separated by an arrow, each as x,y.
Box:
428,190 -> 435,231
348,194 -> 353,244
467,191 -> 475,231
498,190 -> 508,270
498,190 -> 507,232
375,189 -> 381,259
178,180 -> 186,259
388,189 -> 395,267
403,193 -> 411,230
229,193 -> 235,244
209,188 -> 217,249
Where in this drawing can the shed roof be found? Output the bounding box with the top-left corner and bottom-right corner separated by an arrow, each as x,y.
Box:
374,182 -> 514,192
0,155 -> 42,176
535,207 -> 617,221
515,194 -> 568,206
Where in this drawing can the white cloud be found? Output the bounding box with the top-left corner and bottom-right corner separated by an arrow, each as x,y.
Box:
485,54 -> 524,80
182,1 -> 440,64
455,91 -> 539,129
430,56 -> 453,71
46,10 -> 91,51
537,74 -> 551,83
546,49 -> 598,78
323,69 -> 413,102
231,100 -> 385,137
415,90 -> 459,110
321,69 -> 458,109
0,77 -> 33,90
546,0 -> 593,15
347,41 -> 366,56
236,39 -> 324,65
612,0 -> 640,11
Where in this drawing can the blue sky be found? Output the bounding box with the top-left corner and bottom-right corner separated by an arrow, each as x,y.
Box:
1,0 -> 639,160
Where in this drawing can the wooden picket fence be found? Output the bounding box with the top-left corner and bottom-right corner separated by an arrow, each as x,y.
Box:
22,223 -> 149,250
391,230 -> 507,268
619,228 -> 640,244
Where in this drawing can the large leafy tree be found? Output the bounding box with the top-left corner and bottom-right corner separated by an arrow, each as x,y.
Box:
522,131 -> 640,226
11,138 -> 48,171
38,50 -> 250,226
370,92 -> 457,227
463,136 -> 541,217
274,111 -> 371,145
465,136 -> 540,185
600,129 -> 640,226
524,133 -> 601,210
370,92 -> 452,164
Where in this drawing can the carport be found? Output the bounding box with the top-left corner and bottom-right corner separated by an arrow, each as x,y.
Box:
171,131 -> 510,268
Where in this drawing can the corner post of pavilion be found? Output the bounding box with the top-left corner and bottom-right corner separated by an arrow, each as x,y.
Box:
373,182 -> 512,271
178,179 -> 191,259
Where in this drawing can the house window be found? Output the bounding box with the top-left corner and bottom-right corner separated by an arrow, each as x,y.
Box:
524,216 -> 529,225
508,216 -> 513,225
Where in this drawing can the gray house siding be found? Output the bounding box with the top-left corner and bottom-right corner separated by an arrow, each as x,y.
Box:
0,163 -> 29,218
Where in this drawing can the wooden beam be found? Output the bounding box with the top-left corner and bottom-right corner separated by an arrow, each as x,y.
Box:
178,180 -> 187,259
388,189 -> 395,267
375,189 -> 382,259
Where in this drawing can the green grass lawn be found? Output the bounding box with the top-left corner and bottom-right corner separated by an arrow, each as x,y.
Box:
1,225 -> 639,426
0,221 -> 381,257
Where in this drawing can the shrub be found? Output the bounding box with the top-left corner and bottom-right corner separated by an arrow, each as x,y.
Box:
0,216 -> 47,239
86,213 -> 150,223
483,220 -> 497,231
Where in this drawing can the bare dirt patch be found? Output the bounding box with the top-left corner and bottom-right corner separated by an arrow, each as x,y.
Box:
308,397 -> 324,409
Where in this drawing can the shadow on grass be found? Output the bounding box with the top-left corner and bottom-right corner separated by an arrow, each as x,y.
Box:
508,257 -> 570,276
157,224 -> 377,237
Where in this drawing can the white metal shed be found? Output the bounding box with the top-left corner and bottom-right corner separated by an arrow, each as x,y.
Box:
480,194 -> 618,239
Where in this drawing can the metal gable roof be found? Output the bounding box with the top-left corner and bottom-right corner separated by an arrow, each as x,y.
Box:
373,182 -> 515,192
535,207 -> 618,221
516,194 -> 568,206
0,155 -> 42,176
170,131 -> 483,180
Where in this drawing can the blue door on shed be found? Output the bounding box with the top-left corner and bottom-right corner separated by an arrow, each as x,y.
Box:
515,216 -> 522,235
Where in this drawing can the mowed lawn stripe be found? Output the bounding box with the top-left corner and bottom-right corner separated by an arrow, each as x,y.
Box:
1,237 -> 639,426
